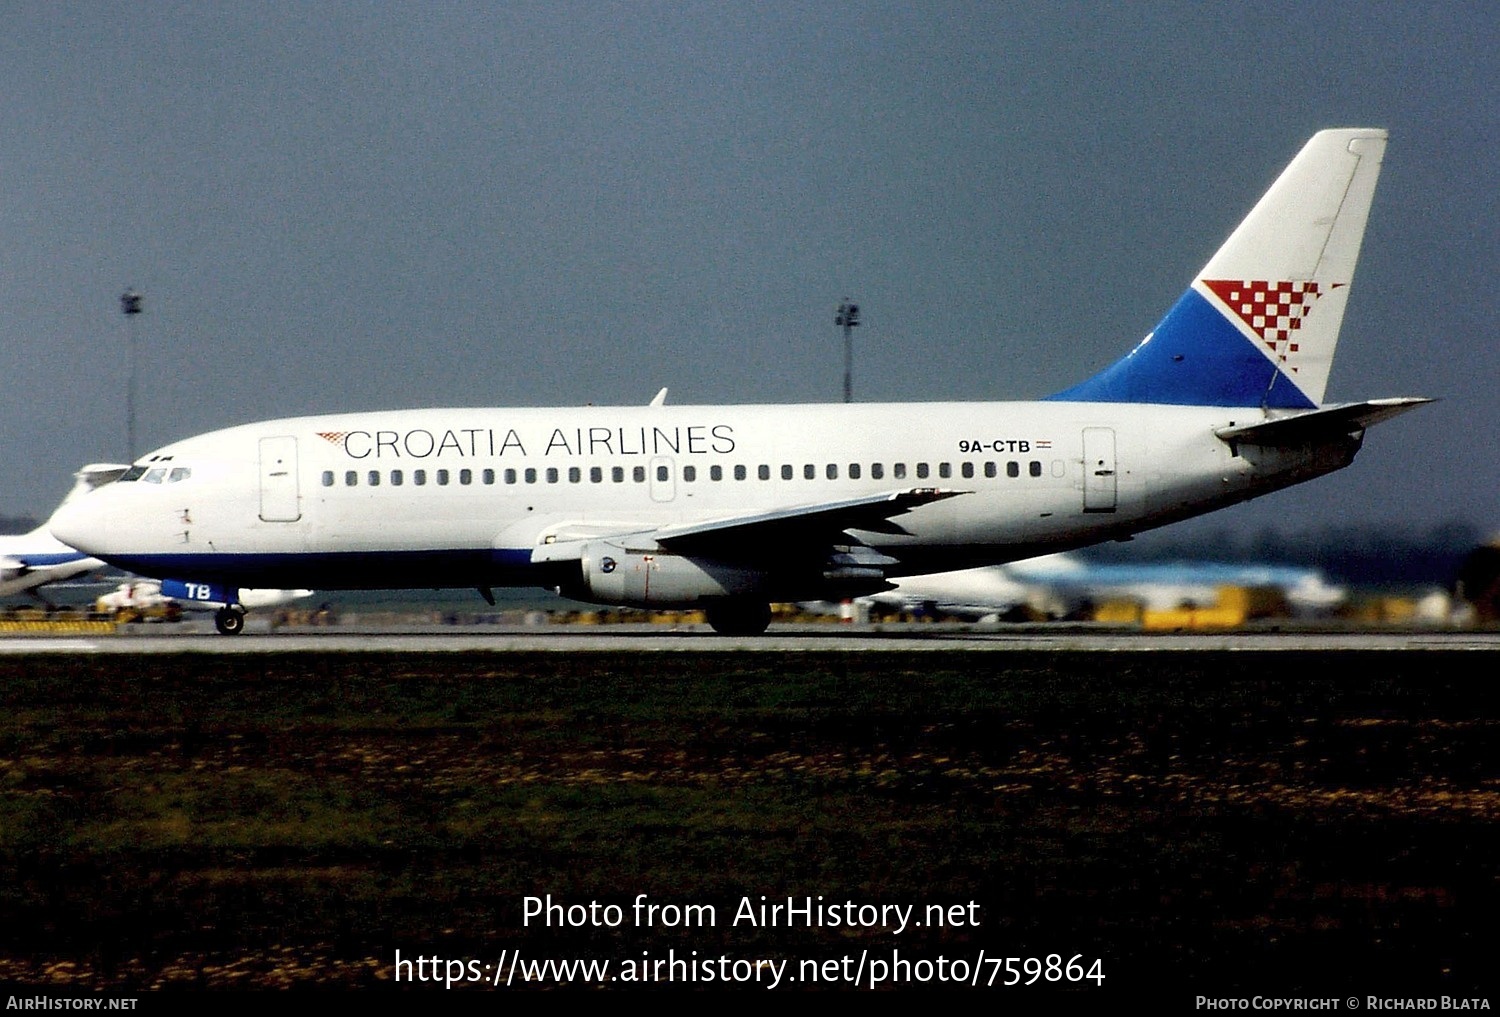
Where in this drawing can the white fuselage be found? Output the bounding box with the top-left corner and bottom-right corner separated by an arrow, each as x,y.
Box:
49,399 -> 1358,600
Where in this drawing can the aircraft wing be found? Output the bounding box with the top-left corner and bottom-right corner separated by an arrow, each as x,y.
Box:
529,488 -> 966,563
652,488 -> 967,555
1215,397 -> 1433,445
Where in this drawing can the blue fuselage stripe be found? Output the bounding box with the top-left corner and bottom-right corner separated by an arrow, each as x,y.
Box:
100,548 -> 548,591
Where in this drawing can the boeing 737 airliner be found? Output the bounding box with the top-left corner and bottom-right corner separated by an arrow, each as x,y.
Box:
50,129 -> 1429,635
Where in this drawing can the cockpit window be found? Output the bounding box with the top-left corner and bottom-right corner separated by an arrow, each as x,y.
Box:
118,464 -> 191,483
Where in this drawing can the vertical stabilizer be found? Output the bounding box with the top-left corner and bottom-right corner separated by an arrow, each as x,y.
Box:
1050,129 -> 1387,408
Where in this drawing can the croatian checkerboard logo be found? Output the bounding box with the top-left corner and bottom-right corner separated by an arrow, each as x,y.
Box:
1203,279 -> 1339,371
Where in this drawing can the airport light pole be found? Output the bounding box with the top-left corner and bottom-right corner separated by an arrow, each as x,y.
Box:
121,289 -> 142,462
836,298 -> 860,403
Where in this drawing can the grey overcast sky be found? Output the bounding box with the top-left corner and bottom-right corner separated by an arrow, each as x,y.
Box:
2,2 -> 1495,539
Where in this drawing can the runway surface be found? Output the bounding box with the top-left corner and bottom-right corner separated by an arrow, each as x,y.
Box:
4,620 -> 1499,653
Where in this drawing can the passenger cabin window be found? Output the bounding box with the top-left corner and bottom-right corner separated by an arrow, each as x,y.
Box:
759,465 -> 770,481
438,469 -> 451,485
633,466 -> 646,482
391,470 -> 404,486
461,468 -> 473,485
1029,460 -> 1043,477
683,465 -> 696,482
893,463 -> 907,480
1007,461 -> 1020,478
848,463 -> 861,480
322,471 -> 334,487
345,471 -> 357,487
871,463 -> 884,480
415,470 -> 428,485
367,471 -> 380,486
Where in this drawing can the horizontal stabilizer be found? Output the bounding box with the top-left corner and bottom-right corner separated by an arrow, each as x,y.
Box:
1214,397 -> 1433,445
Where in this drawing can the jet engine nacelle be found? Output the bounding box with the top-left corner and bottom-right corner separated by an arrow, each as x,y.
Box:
571,540 -> 768,608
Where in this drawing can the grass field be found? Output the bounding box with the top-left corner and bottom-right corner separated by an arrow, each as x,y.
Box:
0,651 -> 1496,997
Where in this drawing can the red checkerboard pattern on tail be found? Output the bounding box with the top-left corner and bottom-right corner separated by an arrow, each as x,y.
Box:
1202,279 -> 1336,371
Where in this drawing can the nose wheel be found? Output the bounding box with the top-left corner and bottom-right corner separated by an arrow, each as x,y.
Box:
214,606 -> 246,636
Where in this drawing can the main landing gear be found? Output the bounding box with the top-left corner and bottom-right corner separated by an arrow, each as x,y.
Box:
214,606 -> 246,636
704,599 -> 772,636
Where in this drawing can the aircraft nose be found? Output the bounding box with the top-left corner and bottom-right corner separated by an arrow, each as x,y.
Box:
49,497 -> 111,555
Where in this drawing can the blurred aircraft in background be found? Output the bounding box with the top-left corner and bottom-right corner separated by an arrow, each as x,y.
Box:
0,464 -> 129,602
849,552 -> 1347,621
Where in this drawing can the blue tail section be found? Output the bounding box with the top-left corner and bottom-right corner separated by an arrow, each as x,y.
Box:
1045,289 -> 1316,408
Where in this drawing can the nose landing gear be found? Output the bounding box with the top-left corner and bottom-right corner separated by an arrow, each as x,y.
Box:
214,606 -> 246,636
